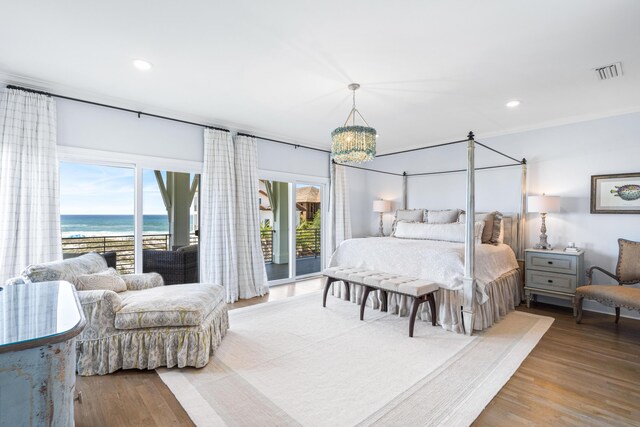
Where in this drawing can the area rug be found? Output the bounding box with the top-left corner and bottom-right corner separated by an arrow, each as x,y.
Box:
157,291 -> 553,426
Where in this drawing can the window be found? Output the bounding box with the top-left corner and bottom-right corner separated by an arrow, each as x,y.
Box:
60,162 -> 136,273
58,150 -> 202,275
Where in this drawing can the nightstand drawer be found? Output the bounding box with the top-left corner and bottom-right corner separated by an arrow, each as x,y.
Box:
526,252 -> 577,275
525,270 -> 576,293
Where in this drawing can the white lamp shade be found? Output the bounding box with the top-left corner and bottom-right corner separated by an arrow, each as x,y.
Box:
372,200 -> 391,213
528,195 -> 560,213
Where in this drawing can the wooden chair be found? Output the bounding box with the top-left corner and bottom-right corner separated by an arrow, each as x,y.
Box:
575,238 -> 640,324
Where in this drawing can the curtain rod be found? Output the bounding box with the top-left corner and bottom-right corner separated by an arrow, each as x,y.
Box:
6,84 -> 230,133
236,132 -> 331,154
5,85 -> 524,164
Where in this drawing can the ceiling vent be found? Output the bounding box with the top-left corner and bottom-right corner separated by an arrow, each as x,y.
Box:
594,62 -> 623,80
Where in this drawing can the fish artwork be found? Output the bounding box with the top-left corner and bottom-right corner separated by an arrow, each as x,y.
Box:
611,184 -> 640,201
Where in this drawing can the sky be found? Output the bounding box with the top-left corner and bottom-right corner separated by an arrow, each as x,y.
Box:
59,162 -> 190,215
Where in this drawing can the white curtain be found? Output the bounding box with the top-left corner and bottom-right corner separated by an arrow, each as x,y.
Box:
200,130 -> 268,302
329,163 -> 352,258
0,88 -> 61,283
234,136 -> 268,299
328,163 -> 352,299
200,129 -> 238,301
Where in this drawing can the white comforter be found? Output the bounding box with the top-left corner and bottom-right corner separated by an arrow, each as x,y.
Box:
329,237 -> 519,302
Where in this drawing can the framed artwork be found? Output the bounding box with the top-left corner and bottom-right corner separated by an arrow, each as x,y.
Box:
591,172 -> 640,214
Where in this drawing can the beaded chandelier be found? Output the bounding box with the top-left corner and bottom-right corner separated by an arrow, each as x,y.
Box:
331,83 -> 377,163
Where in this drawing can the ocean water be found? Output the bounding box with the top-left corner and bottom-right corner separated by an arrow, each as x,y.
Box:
61,215 -> 192,237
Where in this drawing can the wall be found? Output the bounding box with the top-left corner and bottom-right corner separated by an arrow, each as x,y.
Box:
54,96 -> 331,177
349,112 -> 640,317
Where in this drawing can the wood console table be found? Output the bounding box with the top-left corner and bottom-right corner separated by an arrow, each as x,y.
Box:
0,281 -> 85,426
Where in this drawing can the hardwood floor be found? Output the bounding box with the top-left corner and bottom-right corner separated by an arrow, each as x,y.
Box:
75,279 -> 640,426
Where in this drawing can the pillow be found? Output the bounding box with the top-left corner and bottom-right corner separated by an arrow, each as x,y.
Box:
394,221 -> 485,244
458,211 -> 503,244
391,209 -> 425,235
425,209 -> 460,224
76,267 -> 127,292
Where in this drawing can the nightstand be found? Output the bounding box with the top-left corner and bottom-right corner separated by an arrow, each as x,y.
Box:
524,248 -> 585,315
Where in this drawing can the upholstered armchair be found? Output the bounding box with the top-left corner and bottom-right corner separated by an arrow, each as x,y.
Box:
575,238 -> 640,324
8,252 -> 228,375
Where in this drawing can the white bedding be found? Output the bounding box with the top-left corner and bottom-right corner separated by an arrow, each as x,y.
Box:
329,237 -> 519,303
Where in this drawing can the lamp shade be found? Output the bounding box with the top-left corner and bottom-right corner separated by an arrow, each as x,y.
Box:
528,194 -> 560,213
372,200 -> 391,213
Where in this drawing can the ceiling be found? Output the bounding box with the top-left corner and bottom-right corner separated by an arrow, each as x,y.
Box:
1,0 -> 639,153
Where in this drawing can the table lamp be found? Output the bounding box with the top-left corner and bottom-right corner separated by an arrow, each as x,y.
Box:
372,199 -> 391,237
528,193 -> 561,249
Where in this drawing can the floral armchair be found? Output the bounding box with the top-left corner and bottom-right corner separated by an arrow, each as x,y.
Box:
8,253 -> 229,375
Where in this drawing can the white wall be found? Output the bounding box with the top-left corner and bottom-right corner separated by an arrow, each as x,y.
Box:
348,112 -> 640,317
54,96 -> 331,177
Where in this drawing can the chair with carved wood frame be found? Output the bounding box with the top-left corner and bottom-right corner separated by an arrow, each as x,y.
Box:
575,238 -> 640,324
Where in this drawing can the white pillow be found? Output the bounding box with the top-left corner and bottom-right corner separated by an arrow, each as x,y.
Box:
394,221 -> 485,244
76,267 -> 127,292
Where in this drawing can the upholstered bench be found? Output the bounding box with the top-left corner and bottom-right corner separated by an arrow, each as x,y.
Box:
323,267 -> 439,337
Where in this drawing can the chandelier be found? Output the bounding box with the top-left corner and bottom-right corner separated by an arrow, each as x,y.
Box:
331,83 -> 377,163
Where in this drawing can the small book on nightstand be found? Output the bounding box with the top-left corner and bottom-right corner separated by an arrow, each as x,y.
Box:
564,246 -> 580,253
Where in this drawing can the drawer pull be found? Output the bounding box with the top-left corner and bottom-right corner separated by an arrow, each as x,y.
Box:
547,261 -> 553,265
547,279 -> 553,283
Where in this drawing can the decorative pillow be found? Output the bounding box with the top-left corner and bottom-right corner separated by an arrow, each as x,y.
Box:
425,209 -> 460,224
391,209 -> 425,235
394,221 -> 485,244
459,211 -> 503,244
76,268 -> 127,292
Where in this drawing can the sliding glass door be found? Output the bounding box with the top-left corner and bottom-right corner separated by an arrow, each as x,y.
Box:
295,183 -> 322,277
259,174 -> 327,284
58,153 -> 201,276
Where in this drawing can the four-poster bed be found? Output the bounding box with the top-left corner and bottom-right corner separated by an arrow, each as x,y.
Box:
331,132 -> 527,335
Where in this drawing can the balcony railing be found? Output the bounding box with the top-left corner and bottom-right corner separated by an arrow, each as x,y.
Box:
260,228 -> 321,263
61,233 -> 198,274
63,228 -> 319,273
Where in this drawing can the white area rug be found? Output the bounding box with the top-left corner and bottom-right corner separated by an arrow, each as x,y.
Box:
158,291 -> 553,426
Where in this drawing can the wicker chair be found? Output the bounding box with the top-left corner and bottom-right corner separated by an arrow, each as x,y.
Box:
143,245 -> 198,285
575,238 -> 640,324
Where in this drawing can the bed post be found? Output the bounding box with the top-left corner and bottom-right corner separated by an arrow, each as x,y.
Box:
519,159 -> 527,259
462,131 -> 476,336
402,172 -> 408,209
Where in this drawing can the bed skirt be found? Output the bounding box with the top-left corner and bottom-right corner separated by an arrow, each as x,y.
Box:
330,268 -> 523,333
76,301 -> 229,376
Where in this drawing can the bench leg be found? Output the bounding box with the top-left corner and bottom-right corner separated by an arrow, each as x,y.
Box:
409,296 -> 424,338
344,281 -> 351,301
360,286 -> 372,320
427,293 -> 437,326
380,290 -> 388,312
322,277 -> 336,307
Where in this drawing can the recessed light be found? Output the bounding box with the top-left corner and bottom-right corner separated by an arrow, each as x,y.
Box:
506,100 -> 521,108
132,59 -> 152,71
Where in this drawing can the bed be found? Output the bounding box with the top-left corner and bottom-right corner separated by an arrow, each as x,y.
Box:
328,214 -> 523,333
